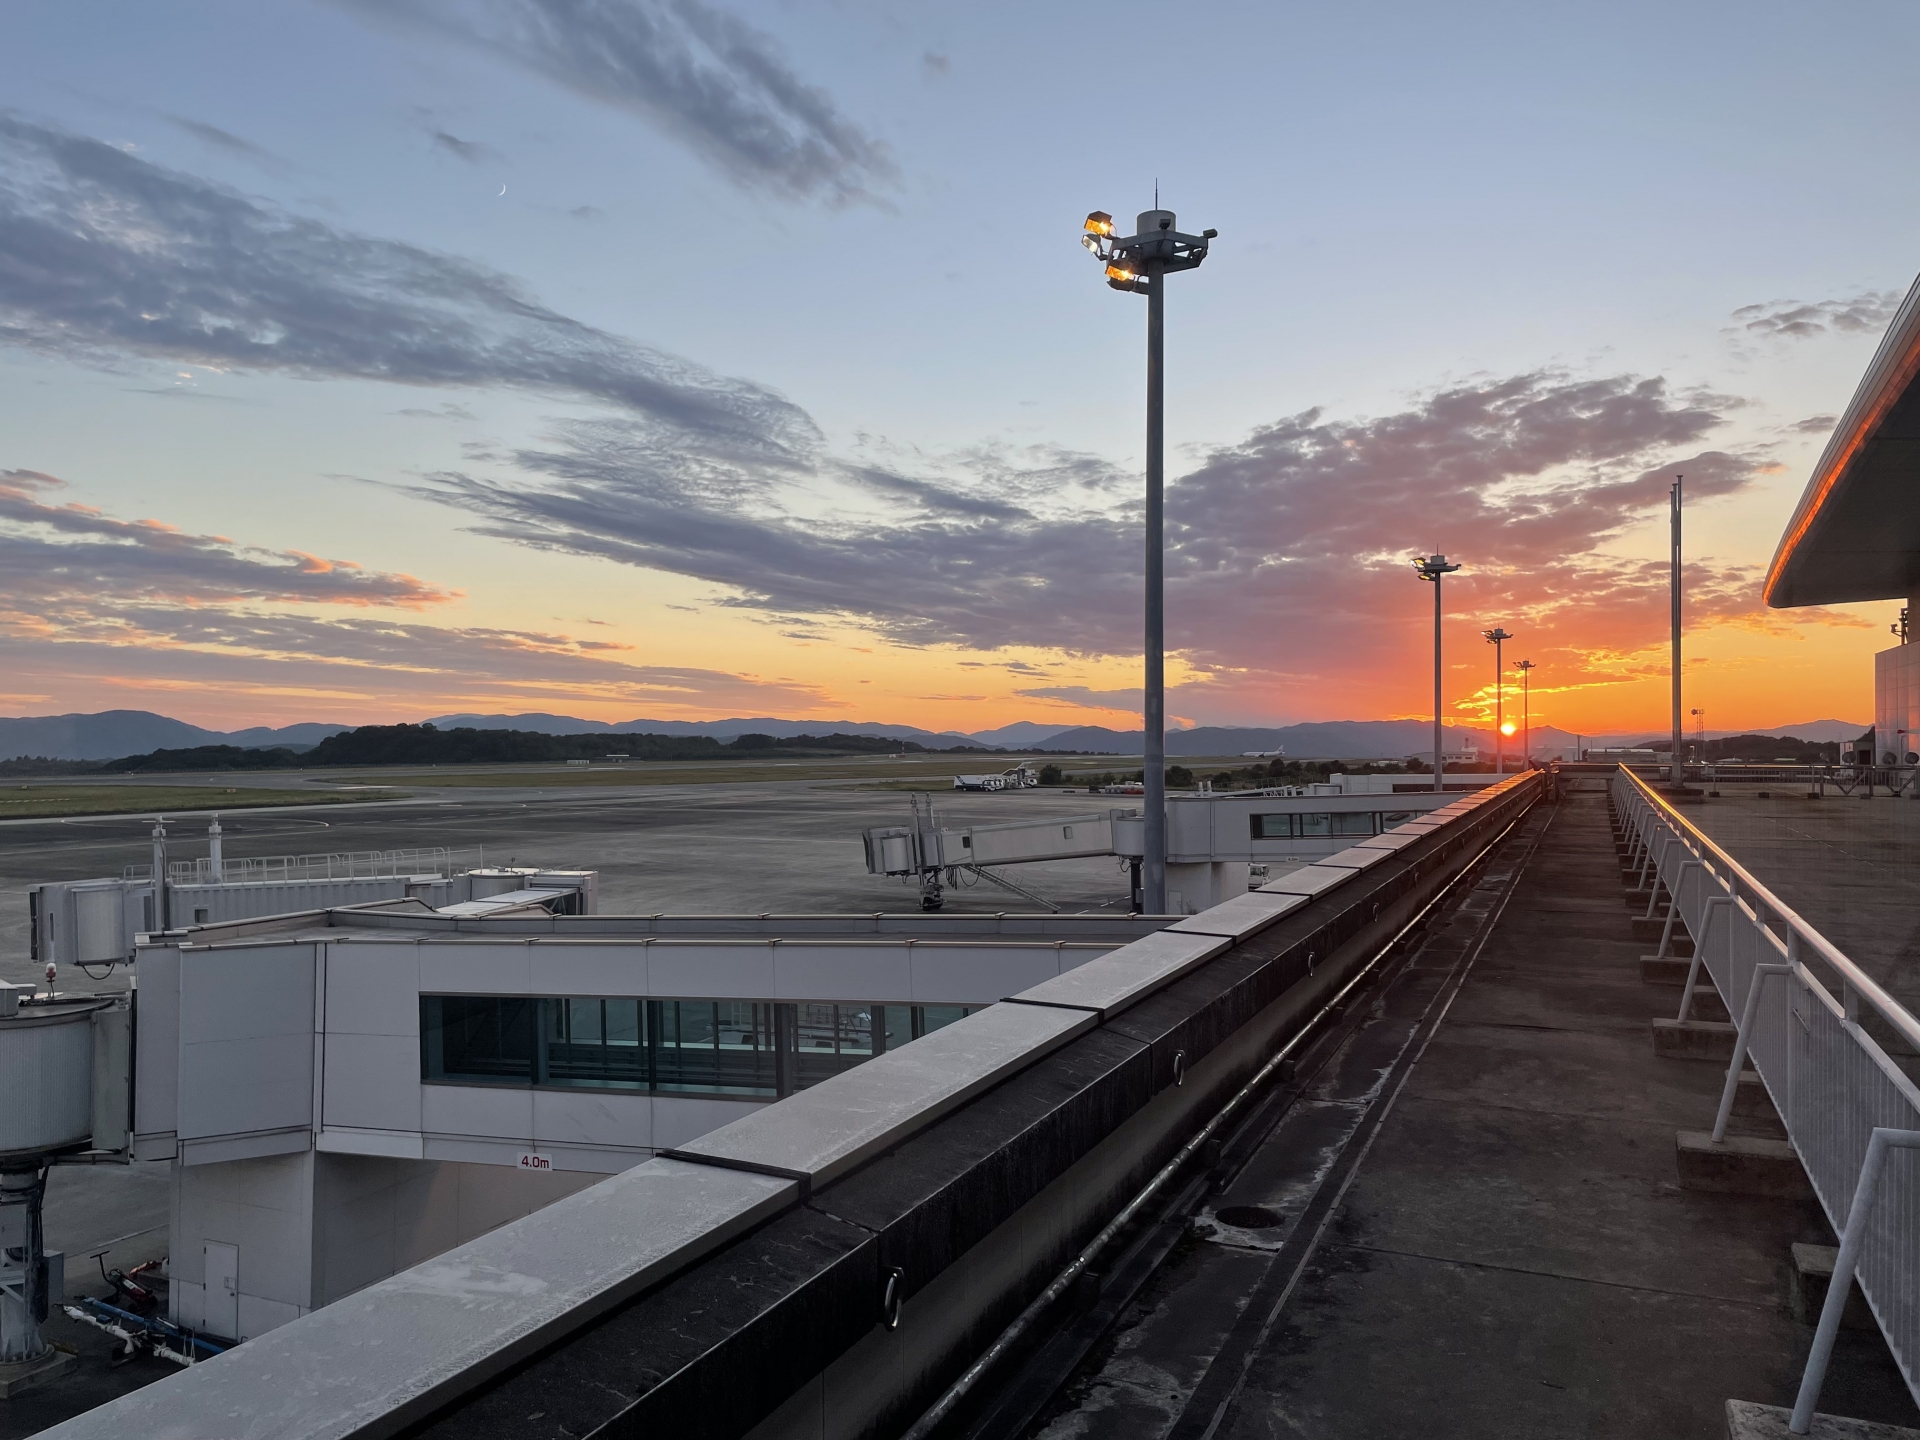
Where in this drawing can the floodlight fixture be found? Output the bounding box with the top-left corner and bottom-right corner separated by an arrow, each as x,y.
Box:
1482,626 -> 1515,774
1413,554 -> 1462,792
1080,199 -> 1216,912
1516,658 -> 1536,766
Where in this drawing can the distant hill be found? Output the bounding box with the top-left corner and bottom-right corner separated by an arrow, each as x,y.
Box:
0,710 -> 350,761
424,712 -> 983,744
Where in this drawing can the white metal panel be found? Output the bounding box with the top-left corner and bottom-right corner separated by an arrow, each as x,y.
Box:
323,1033 -> 423,1133
648,943 -> 775,1000
323,942 -> 422,1038
531,1088 -> 654,1152
771,944 -> 914,1003
75,883 -> 130,963
0,1006 -> 94,1152
132,946 -> 180,1152
177,944 -> 316,1143
520,943 -> 648,998
422,1082 -> 534,1145
908,944 -> 1068,1005
417,942 -> 534,997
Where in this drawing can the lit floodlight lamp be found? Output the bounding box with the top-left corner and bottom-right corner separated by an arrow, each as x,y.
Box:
1076,197 -> 1215,913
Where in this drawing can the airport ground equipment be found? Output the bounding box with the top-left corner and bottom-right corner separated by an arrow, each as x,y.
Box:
952,765 -> 1040,792
866,778 -> 1490,913
0,980 -> 133,1393
30,818 -> 596,971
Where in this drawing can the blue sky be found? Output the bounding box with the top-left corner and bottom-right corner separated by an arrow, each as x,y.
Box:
0,1 -> 1915,733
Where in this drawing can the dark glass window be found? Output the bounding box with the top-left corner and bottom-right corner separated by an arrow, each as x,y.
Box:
653,1000 -> 779,1096
421,995 -> 975,1098
1330,812 -> 1376,836
421,996 -> 535,1083
544,997 -> 648,1090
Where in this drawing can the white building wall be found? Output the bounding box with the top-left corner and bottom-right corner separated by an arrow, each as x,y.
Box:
1875,641 -> 1920,763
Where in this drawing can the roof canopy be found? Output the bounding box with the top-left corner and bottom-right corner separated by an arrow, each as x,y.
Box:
1766,274 -> 1920,608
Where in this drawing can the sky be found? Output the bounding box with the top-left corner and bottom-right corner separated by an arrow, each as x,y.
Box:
1,0 -> 1917,739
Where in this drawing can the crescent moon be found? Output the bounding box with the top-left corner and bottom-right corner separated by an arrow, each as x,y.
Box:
498,184 -> 507,196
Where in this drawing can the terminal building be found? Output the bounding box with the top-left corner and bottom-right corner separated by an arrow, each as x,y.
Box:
1767,274 -> 1920,762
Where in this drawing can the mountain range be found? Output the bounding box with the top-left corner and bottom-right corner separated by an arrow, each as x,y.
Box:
0,710 -> 1868,762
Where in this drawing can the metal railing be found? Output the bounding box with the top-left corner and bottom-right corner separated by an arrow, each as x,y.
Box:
123,847 -> 460,886
1612,768 -> 1920,1428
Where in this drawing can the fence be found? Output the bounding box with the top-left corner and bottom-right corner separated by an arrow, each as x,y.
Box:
1612,768 -> 1920,1428
123,847 -> 461,885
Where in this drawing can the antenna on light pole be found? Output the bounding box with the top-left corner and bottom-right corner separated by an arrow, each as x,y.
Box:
1081,202 -> 1216,913
1515,659 -> 1535,769
1482,627 -> 1514,774
1413,555 -> 1461,792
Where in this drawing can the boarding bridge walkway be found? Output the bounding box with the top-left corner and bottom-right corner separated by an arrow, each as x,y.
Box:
37,774 -> 1920,1440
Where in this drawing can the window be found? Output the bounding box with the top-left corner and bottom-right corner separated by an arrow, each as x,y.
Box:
1251,812 -> 1386,840
422,996 -> 535,1084
421,996 -> 976,1099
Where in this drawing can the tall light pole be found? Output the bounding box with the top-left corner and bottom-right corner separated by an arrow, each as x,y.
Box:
1081,203 -> 1215,913
1670,474 -> 1684,788
1515,659 -> 1535,769
1413,555 -> 1461,792
1482,627 -> 1513,774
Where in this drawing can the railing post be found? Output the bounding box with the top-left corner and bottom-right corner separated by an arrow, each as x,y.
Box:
1654,860 -> 1699,958
1710,963 -> 1794,1143
1676,895 -> 1733,1021
1790,1128 -> 1920,1433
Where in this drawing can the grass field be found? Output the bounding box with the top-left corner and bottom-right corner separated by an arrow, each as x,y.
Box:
323,756 -> 1078,789
0,785 -> 406,819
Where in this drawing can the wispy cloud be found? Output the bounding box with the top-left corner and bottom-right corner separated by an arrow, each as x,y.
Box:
408,368 -> 1780,717
0,469 -> 453,609
336,0 -> 896,206
163,115 -> 294,175
1729,289 -> 1905,340
0,115 -> 814,448
0,472 -> 833,720
429,129 -> 498,165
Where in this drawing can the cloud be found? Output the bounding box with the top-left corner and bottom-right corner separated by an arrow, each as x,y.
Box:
0,469 -> 453,610
1729,290 -> 1905,340
429,129 -> 498,165
0,474 -> 832,720
335,0 -> 896,206
923,53 -> 951,79
406,367 -> 1797,720
1791,414 -> 1837,434
0,115 -> 815,449
163,116 -> 293,174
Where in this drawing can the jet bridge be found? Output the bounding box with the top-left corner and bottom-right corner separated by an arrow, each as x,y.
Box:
866,777 -> 1493,913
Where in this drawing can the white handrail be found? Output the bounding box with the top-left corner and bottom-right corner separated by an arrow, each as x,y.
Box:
1612,766 -> 1920,1426
1618,769 -> 1920,1053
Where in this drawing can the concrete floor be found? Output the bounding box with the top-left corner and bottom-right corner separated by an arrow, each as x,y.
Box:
1026,787 -> 1920,1439
1684,786 -> 1920,1013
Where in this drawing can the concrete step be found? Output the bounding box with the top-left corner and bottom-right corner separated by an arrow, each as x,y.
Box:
1631,917 -> 1692,951
1640,954 -> 1695,984
1684,989 -> 1732,1024
1788,1243 -> 1878,1331
1652,1017 -> 1735,1061
1727,1070 -> 1782,1126
1675,1130 -> 1812,1198
1726,1399 -> 1920,1438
